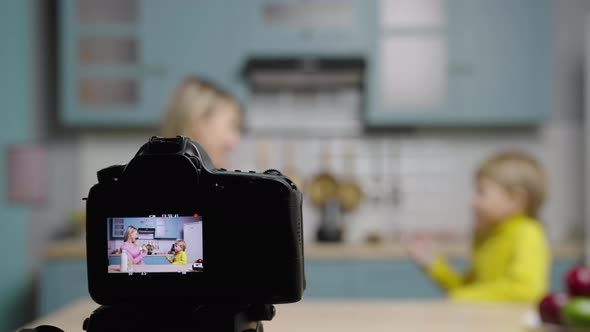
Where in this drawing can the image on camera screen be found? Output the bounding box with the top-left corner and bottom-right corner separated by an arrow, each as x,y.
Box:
107,214 -> 203,274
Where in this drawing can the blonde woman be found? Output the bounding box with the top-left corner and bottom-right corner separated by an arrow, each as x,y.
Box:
161,76 -> 241,168
120,226 -> 145,265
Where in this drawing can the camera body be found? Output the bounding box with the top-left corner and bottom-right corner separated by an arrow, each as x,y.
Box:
86,136 -> 305,306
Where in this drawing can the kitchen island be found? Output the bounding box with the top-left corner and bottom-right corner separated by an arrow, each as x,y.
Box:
21,297 -> 535,332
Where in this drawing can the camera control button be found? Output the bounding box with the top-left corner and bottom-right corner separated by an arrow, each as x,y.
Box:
263,169 -> 282,176
249,170 -> 256,173
217,168 -> 227,171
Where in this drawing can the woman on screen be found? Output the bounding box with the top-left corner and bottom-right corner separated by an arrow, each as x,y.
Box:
120,226 -> 145,265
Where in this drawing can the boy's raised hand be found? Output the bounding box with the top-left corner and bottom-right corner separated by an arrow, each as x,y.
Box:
406,232 -> 436,269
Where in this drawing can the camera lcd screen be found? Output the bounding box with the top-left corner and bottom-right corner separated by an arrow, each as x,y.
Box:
107,215 -> 203,274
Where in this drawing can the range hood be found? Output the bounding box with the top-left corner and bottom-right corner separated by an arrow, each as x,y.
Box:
243,57 -> 365,90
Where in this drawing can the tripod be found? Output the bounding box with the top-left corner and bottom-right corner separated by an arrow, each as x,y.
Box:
22,303 -> 275,332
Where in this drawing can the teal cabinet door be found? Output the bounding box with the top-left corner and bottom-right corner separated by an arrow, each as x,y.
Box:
111,218 -> 125,238
446,0 -> 551,125
144,256 -> 169,265
38,258 -> 580,317
60,0 -> 163,126
366,0 -> 551,127
127,0 -> 249,122
240,0 -> 371,56
109,255 -> 168,265
305,260 -> 446,298
39,260 -> 89,317
163,221 -> 178,239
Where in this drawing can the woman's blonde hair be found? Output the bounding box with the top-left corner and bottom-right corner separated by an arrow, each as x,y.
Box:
123,225 -> 137,243
161,76 -> 240,138
476,151 -> 547,218
175,240 -> 187,251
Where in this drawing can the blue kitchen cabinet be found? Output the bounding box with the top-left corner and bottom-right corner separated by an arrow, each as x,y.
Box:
144,256 -> 169,264
108,256 -> 117,265
123,219 -> 135,233
110,218 -> 125,239
39,257 -> 579,316
39,260 -> 89,317
109,255 -> 169,265
59,0 -> 250,127
59,0 -> 168,127
365,0 -> 551,127
59,0 -> 372,127
60,0 -> 552,127
110,219 -> 135,238
239,0 -> 372,56
161,221 -> 179,239
306,257 -> 578,299
305,260 -> 449,298
112,218 -> 158,238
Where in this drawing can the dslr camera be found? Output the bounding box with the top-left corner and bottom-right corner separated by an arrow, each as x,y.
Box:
26,137 -> 305,332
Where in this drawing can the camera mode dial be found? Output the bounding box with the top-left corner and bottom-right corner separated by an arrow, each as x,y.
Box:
263,169 -> 282,176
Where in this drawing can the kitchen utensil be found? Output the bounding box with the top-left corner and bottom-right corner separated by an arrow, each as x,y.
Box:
309,141 -> 343,242
316,197 -> 343,242
308,141 -> 338,207
337,143 -> 363,212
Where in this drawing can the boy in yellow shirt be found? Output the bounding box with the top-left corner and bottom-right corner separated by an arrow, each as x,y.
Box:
409,152 -> 550,303
167,240 -> 188,265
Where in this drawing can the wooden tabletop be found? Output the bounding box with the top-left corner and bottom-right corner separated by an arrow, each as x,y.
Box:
21,298 -> 535,332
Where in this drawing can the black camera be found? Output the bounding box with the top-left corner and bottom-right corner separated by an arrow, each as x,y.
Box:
86,136 -> 305,307
22,137 -> 305,332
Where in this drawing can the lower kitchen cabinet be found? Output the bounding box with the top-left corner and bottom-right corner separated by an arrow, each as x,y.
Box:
38,258 -> 579,317
39,260 -> 88,317
108,255 -> 169,266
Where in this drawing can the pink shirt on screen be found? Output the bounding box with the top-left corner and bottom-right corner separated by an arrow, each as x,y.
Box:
121,242 -> 144,265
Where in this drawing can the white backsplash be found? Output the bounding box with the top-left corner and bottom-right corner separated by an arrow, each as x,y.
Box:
79,121 -> 583,245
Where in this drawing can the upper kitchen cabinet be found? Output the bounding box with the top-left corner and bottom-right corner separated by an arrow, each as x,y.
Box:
60,0 -> 551,128
59,0 -> 246,127
239,0 -> 372,56
365,0 -> 552,127
60,0 -> 163,126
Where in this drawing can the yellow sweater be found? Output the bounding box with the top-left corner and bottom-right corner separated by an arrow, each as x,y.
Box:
167,251 -> 187,265
426,214 -> 549,303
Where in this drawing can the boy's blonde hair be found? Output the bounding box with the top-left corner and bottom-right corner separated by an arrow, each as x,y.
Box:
476,151 -> 547,218
175,240 -> 187,252
161,76 -> 240,138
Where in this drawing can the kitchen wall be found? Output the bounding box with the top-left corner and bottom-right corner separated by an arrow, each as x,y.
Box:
1,1 -> 35,330
76,125 -> 581,245
109,239 -> 175,253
